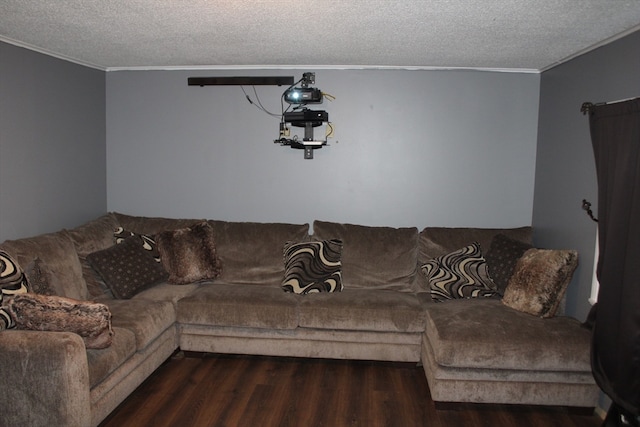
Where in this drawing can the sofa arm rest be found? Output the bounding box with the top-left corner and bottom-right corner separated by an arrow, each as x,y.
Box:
0,330 -> 91,427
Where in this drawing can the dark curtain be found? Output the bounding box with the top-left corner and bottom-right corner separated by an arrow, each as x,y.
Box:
587,98 -> 640,423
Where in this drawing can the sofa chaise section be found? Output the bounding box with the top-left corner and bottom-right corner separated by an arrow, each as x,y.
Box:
416,226 -> 599,409
421,298 -> 598,407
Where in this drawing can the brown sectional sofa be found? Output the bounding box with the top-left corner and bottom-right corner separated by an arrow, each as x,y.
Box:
0,213 -> 599,426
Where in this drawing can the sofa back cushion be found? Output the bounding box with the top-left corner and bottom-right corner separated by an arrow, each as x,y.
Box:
113,213 -> 205,236
208,220 -> 310,286
417,226 -> 532,293
0,230 -> 88,300
419,227 -> 532,261
67,213 -> 121,299
312,220 -> 419,292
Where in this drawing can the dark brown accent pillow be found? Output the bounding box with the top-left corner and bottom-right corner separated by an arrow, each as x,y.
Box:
156,221 -> 222,285
8,293 -> 114,349
87,237 -> 168,299
502,248 -> 578,318
114,227 -> 161,262
485,234 -> 533,295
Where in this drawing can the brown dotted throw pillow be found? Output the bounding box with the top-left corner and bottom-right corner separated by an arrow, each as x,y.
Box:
485,234 -> 533,296
87,237 -> 168,299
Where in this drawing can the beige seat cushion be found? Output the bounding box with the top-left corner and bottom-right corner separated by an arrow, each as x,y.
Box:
86,326 -> 136,388
177,284 -> 299,330
298,288 -> 425,332
424,298 -> 591,372
103,299 -> 176,350
133,282 -> 201,304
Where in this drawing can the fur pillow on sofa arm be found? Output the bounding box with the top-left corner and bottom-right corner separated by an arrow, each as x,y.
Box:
8,293 -> 114,349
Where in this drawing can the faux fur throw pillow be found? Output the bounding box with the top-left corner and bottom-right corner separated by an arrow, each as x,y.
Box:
502,248 -> 578,318
156,221 -> 222,285
8,293 -> 114,349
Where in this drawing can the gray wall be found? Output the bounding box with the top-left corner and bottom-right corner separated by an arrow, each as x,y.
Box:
6,27 -> 638,323
0,42 -> 107,242
106,69 -> 540,230
533,30 -> 640,321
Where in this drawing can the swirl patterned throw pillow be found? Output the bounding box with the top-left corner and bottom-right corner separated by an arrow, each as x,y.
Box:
0,250 -> 30,330
421,242 -> 497,302
282,239 -> 343,294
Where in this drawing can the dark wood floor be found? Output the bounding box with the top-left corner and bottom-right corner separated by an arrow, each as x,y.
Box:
99,351 -> 602,427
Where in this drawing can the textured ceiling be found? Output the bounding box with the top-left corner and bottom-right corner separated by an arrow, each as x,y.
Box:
1,1 -> 640,72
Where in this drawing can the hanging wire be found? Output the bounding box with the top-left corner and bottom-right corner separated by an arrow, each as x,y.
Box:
240,86 -> 281,118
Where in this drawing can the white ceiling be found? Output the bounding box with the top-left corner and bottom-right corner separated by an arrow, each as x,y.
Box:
2,1 -> 640,72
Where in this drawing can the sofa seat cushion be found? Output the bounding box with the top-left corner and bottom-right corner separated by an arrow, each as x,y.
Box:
298,289 -> 425,332
312,221 -> 419,292
424,298 -> 591,372
103,299 -> 175,350
177,284 -> 299,329
133,282 -> 201,304
87,326 -> 136,388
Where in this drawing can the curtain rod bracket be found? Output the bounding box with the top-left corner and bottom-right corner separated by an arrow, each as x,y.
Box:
581,97 -> 640,114
582,199 -> 598,222
581,102 -> 594,115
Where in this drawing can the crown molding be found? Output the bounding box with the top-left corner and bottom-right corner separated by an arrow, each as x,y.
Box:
0,36 -> 106,70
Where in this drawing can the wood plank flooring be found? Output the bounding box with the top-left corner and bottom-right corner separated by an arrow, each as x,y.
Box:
99,352 -> 602,427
